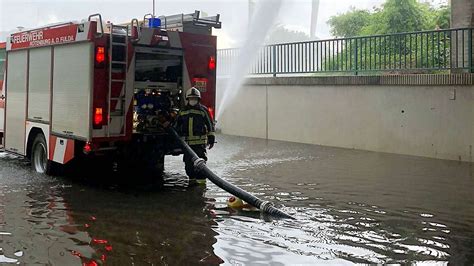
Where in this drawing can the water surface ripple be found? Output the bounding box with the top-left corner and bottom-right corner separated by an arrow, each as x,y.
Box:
0,135 -> 473,264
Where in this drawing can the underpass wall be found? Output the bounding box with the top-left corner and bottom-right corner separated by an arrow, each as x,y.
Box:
217,84 -> 267,139
216,75 -> 474,162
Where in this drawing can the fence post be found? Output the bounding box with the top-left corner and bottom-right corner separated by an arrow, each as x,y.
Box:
272,45 -> 277,77
354,38 -> 359,75
469,28 -> 473,73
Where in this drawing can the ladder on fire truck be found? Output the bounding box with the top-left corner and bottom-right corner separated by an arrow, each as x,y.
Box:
158,10 -> 221,31
108,23 -> 129,137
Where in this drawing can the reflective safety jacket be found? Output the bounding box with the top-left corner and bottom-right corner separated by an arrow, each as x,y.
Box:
176,104 -> 215,145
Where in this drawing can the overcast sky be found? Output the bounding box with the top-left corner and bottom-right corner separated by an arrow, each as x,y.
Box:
0,0 -> 448,48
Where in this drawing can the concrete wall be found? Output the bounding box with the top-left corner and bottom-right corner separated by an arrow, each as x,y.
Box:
451,0 -> 473,28
451,0 -> 474,71
217,75 -> 474,162
218,84 -> 268,139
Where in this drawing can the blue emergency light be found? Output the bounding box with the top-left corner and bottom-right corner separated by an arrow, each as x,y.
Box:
148,18 -> 161,28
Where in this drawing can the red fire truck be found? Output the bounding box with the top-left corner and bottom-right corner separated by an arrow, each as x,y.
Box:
0,11 -> 220,175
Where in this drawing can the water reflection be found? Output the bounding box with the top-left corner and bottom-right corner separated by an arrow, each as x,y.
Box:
203,136 -> 474,264
0,154 -> 222,265
60,178 -> 222,265
0,172 -> 90,264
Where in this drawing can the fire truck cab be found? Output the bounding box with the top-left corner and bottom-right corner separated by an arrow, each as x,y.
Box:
0,11 -> 220,176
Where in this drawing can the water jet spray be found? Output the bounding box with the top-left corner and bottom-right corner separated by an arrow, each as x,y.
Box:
216,0 -> 283,121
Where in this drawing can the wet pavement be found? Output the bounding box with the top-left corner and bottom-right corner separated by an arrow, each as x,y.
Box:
0,134 -> 473,265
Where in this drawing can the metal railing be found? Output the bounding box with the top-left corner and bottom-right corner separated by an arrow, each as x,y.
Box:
217,28 -> 474,76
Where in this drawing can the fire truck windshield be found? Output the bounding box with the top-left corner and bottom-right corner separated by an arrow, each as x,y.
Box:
135,53 -> 182,83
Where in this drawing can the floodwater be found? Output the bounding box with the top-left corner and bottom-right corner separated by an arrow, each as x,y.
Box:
0,135 -> 473,265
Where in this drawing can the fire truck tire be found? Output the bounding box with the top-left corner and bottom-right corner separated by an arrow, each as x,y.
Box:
31,134 -> 55,174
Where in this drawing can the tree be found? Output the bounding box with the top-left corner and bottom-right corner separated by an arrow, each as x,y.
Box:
324,0 -> 452,74
428,5 -> 451,29
266,25 -> 310,44
327,0 -> 451,37
378,0 -> 427,33
328,7 -> 372,37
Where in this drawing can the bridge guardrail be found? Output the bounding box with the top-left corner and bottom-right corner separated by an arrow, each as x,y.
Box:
217,28 -> 473,76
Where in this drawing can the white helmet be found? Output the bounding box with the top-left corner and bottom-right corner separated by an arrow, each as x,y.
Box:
185,87 -> 201,99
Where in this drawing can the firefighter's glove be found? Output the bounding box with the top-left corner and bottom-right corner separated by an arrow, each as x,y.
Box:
208,135 -> 215,150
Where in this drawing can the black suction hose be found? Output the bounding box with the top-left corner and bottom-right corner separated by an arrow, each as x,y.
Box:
167,127 -> 295,220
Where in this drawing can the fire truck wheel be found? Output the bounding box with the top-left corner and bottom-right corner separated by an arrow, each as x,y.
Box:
31,134 -> 53,174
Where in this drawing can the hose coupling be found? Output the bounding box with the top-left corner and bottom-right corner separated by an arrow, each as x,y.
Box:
259,201 -> 274,212
193,158 -> 207,172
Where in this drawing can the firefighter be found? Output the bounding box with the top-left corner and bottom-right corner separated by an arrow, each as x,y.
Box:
176,87 -> 215,185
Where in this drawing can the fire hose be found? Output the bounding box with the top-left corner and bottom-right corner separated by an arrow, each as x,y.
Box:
167,127 -> 295,220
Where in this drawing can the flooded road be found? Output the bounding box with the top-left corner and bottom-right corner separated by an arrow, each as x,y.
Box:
0,135 -> 473,265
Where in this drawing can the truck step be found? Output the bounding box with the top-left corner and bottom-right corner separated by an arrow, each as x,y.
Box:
111,42 -> 127,46
110,112 -> 124,117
